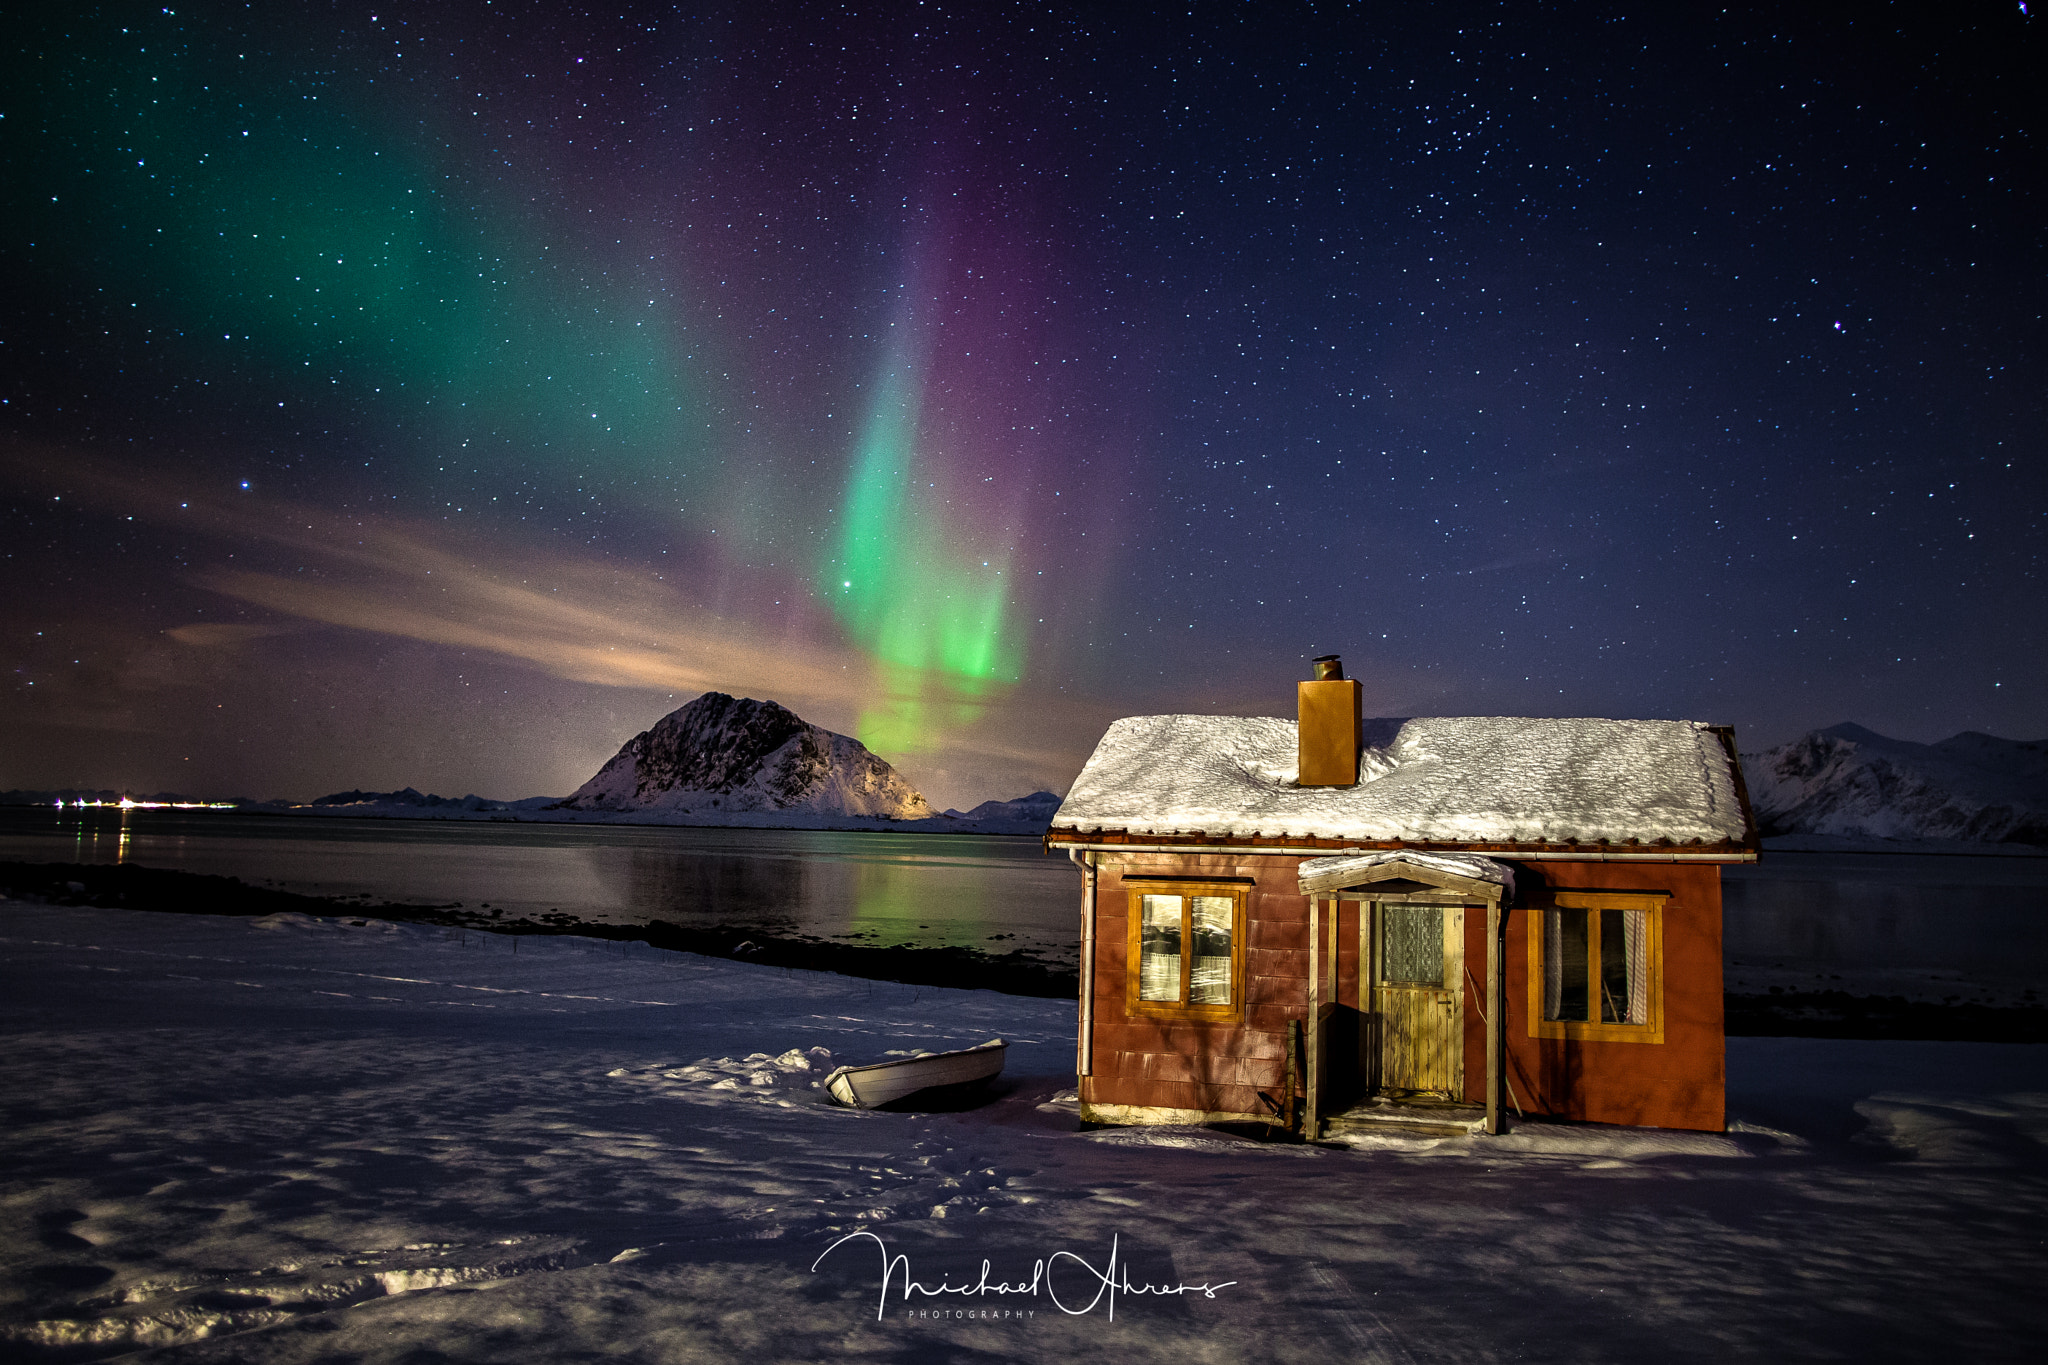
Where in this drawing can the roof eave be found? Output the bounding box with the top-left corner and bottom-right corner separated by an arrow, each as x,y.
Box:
1043,827 -> 1760,863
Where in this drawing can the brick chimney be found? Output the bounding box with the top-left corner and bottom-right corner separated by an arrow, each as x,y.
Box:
1297,654 -> 1362,787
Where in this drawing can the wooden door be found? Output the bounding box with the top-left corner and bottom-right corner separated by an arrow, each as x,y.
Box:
1374,904 -> 1464,1096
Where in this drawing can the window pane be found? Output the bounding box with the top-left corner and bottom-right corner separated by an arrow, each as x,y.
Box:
1545,908 -> 1589,1021
1382,906 -> 1443,985
1139,895 -> 1183,1002
1599,907 -> 1646,1024
1188,896 -> 1233,1004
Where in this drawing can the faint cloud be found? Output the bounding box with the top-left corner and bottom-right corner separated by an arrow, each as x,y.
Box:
1462,548 -> 1566,575
5,442 -> 1116,804
165,622 -> 299,647
191,543 -> 879,713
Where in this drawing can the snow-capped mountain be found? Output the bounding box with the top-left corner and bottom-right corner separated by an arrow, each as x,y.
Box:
1742,722 -> 2048,844
941,790 -> 1064,833
558,693 -> 935,820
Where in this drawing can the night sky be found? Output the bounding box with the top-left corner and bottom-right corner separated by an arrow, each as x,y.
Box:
3,2 -> 2041,809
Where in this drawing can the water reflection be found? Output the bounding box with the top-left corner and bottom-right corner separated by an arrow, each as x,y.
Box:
598,841 -> 1047,951
15,810 -> 2038,990
59,808 -> 132,864
1,807 -> 1078,961
1722,851 -> 2048,993
608,846 -> 808,935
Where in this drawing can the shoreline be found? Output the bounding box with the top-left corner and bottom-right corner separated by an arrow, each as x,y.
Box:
4,858 -> 2043,1040
0,859 -> 1078,999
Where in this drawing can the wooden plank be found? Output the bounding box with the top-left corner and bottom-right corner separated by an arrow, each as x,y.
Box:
1307,896 -> 1322,1137
1122,1051 -> 1283,1086
1247,916 -> 1310,950
1245,959 -> 1305,979
1079,850 -> 1096,1078
1091,1018 -> 1240,1054
1487,901 -> 1503,1134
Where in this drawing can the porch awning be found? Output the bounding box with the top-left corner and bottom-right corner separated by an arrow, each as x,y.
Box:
1296,849 -> 1515,901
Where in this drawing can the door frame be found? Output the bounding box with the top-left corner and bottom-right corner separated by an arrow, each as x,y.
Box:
1304,858 -> 1508,1138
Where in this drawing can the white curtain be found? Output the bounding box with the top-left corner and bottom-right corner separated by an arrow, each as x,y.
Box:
1189,896 -> 1233,1004
1624,908 -> 1648,1025
1138,895 -> 1181,1002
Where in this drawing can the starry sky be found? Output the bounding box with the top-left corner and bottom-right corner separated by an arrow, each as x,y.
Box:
3,1 -> 2041,809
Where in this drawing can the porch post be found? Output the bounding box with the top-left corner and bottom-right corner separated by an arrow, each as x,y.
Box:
1070,849 -> 1096,1079
1486,897 -> 1503,1135
1306,894 -> 1322,1139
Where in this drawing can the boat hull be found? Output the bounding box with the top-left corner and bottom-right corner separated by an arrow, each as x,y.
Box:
825,1039 -> 1007,1109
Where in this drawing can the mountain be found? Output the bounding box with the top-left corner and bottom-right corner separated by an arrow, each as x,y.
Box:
942,791 -> 1064,833
310,788 -> 509,812
1742,723 -> 2048,844
557,693 -> 935,820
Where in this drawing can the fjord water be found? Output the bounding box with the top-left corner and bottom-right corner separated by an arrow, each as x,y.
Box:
1720,849 -> 2048,1005
6,808 -> 2044,1000
0,807 -> 1081,963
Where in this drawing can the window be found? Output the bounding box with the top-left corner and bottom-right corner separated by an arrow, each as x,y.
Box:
1381,904 -> 1446,985
1527,892 -> 1665,1043
1125,880 -> 1247,1021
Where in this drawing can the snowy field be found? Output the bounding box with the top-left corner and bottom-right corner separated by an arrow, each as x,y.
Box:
2,904 -> 2045,1363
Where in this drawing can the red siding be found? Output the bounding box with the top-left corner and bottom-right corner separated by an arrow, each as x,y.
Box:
1501,861 -> 1727,1132
1081,852 -> 1307,1117
1079,850 -> 1728,1134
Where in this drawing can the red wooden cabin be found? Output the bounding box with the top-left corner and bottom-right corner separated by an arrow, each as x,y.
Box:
1044,659 -> 1759,1137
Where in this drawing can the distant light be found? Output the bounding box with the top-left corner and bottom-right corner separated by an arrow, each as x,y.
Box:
58,797 -> 236,811
239,480 -> 250,489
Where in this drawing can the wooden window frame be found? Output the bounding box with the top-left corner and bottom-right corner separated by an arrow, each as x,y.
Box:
1123,879 -> 1248,1024
1525,892 -> 1666,1044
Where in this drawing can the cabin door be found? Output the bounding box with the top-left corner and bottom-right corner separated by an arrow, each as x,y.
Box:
1373,904 -> 1464,1097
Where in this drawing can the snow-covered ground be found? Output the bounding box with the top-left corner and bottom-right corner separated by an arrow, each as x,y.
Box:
2,904 -> 2044,1362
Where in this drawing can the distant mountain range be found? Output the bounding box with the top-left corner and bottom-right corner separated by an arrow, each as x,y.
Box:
307,788 -> 555,814
1742,722 -> 2048,845
943,791 -> 1065,826
16,712 -> 2048,847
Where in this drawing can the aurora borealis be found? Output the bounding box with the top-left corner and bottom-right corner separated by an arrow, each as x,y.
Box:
3,3 -> 2041,807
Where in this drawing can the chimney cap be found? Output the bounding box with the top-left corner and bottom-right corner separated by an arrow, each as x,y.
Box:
1311,654 -> 1344,681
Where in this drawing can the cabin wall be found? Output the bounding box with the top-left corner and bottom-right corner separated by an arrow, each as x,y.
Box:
1080,852 -> 1307,1121
1075,851 -> 1727,1133
1499,860 -> 1727,1132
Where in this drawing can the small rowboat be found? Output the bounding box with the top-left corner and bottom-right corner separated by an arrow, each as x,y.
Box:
824,1038 -> 1008,1109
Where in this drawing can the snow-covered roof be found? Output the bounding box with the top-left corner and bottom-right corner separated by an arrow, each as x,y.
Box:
1049,715 -> 1751,848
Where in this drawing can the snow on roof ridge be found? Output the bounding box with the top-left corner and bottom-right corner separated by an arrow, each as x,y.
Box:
1049,713 -> 1747,847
